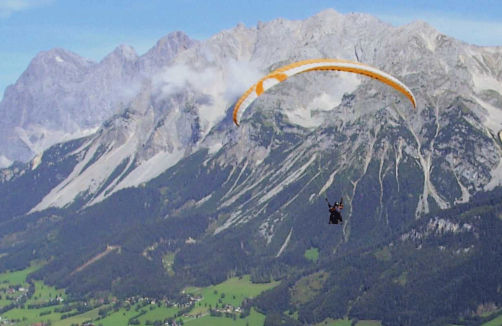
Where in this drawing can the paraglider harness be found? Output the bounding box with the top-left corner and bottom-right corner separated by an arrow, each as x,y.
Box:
326,197 -> 343,225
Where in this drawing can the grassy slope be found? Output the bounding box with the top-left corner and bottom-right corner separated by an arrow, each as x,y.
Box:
3,308 -> 65,326
0,266 -> 278,326
0,262 -> 43,286
96,308 -> 139,326
304,247 -> 319,263
482,314 -> 502,326
51,307 -> 103,326
186,275 -> 280,311
182,308 -> 265,326
137,306 -> 180,323
26,280 -> 65,305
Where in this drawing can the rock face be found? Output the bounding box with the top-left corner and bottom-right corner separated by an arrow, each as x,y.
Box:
0,31 -> 197,165
2,9 -> 502,235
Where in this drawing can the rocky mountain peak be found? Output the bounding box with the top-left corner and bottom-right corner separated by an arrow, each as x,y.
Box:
143,31 -> 197,59
2,10 -> 502,222
311,8 -> 344,20
102,44 -> 139,63
138,31 -> 198,75
17,48 -> 92,86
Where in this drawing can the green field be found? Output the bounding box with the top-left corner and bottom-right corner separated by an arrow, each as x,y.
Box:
3,307 -> 65,326
313,318 -> 381,326
182,307 -> 265,326
0,266 -> 277,326
95,306 -> 139,326
482,314 -> 502,326
163,252 -> 177,275
51,307 -> 103,326
27,280 -> 65,305
185,275 -> 280,313
0,262 -> 43,287
355,320 -> 382,326
304,247 -> 319,263
137,305 -> 180,324
314,318 -> 352,326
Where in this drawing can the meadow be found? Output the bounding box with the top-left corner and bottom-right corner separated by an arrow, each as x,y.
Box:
2,263 -> 501,326
0,262 -> 44,287
185,275 -> 280,311
304,247 -> 319,263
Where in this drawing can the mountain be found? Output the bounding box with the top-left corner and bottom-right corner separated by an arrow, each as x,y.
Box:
0,31 -> 197,166
4,10 -> 502,214
1,8 -> 502,325
254,188 -> 502,326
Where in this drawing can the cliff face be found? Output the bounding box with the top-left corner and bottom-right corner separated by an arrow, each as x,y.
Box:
0,32 -> 197,165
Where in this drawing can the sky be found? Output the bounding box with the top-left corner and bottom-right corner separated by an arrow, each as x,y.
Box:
1,0 -> 502,100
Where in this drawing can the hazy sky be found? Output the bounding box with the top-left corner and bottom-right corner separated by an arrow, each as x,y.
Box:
1,0 -> 502,99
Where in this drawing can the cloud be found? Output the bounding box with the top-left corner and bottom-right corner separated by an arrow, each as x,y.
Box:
224,59 -> 263,103
152,64 -> 220,99
0,0 -> 55,18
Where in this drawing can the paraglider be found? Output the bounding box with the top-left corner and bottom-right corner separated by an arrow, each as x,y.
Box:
327,197 -> 344,225
232,58 -> 417,126
232,59 -> 417,225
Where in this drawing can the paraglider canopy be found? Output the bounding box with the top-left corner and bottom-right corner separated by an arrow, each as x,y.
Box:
233,59 -> 417,126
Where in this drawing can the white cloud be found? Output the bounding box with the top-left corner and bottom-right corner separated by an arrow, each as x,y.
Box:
0,0 -> 55,18
150,60 -> 263,132
152,64 -> 220,99
224,59 -> 263,103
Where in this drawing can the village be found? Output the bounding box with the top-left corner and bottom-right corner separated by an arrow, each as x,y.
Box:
0,283 -> 248,326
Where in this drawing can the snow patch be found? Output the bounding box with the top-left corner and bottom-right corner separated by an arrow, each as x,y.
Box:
55,55 -> 64,63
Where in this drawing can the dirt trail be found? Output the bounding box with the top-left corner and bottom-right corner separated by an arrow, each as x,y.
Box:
71,245 -> 120,275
